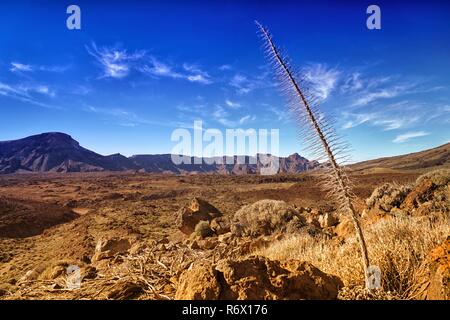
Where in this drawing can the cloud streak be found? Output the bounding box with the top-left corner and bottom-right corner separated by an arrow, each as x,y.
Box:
86,42 -> 213,84
393,131 -> 429,143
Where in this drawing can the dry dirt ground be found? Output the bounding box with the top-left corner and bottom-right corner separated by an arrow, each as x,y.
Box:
0,170 -> 421,299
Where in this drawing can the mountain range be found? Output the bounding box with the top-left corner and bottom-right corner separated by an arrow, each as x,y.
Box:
0,132 -> 318,174
1,132 -> 448,174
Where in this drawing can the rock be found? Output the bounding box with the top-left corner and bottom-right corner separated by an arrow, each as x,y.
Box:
411,237 -> 450,300
197,238 -> 219,250
334,219 -> 354,238
175,256 -> 343,300
83,266 -> 97,280
318,213 -> 339,228
92,237 -> 131,262
401,178 -> 435,211
210,217 -> 230,235
175,261 -> 221,300
189,240 -> 200,250
176,198 -> 222,235
49,265 -> 66,279
21,270 -> 39,282
106,280 -> 143,300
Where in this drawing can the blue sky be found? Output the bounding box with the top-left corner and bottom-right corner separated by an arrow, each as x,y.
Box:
0,0 -> 449,161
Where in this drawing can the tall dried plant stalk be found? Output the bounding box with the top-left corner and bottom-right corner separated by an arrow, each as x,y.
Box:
255,21 -> 371,287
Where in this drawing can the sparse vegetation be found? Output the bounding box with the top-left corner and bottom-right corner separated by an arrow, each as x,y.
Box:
366,182 -> 411,212
232,200 -> 303,237
256,213 -> 449,298
416,168 -> 450,187
256,21 -> 371,286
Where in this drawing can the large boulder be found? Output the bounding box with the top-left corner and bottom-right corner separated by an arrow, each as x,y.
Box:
176,198 -> 222,235
411,237 -> 450,300
175,256 -> 343,300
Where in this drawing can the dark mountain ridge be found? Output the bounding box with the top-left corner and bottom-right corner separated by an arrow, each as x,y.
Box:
0,132 -> 318,174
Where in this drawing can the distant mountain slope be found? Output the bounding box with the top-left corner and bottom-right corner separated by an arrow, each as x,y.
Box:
0,133 -> 123,173
351,143 -> 450,171
0,132 -> 318,174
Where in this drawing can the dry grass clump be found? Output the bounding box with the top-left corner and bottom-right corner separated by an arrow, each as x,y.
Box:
416,168 -> 450,187
256,213 -> 449,298
232,200 -> 304,237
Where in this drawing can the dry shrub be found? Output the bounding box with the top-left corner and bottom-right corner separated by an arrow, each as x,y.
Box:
193,220 -> 214,239
366,182 -> 411,212
416,169 -> 450,187
256,214 -> 449,298
232,200 -> 303,237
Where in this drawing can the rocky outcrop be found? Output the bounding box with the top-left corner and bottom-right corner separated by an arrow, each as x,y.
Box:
411,237 -> 450,300
175,256 -> 343,300
176,198 -> 222,235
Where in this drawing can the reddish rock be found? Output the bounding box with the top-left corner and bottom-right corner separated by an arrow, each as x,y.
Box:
176,198 -> 222,235
401,178 -> 435,211
175,256 -> 343,300
412,237 -> 450,300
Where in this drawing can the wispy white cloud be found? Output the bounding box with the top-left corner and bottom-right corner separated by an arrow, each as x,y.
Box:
340,72 -> 363,93
211,105 -> 255,127
10,61 -> 69,74
239,115 -> 255,124
342,111 -> 420,131
186,74 -> 212,84
10,62 -> 32,72
229,74 -> 251,94
0,81 -> 58,108
140,58 -> 183,79
393,131 -> 429,143
86,42 -> 145,79
303,63 -> 340,100
218,64 -> 232,71
139,59 -> 212,84
84,104 -> 167,127
86,42 -> 214,84
351,85 -> 411,107
225,99 -> 241,109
